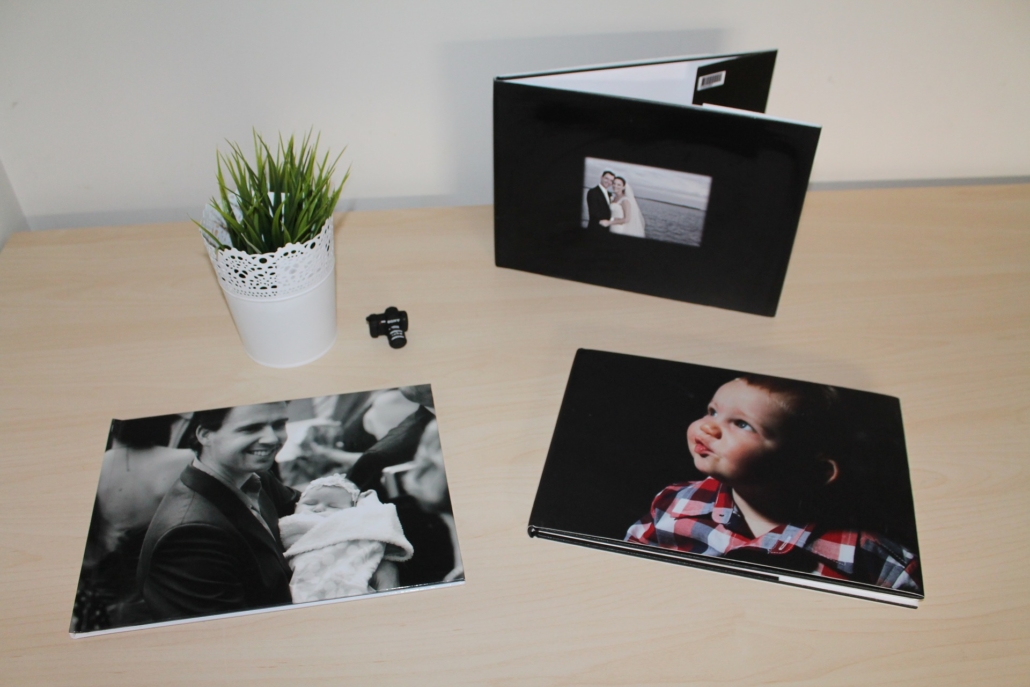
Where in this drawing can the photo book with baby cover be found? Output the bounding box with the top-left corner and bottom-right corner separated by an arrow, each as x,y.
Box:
528,350 -> 924,607
494,50 -> 820,316
70,385 -> 464,637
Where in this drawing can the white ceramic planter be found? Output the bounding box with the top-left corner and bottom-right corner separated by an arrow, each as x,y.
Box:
200,207 -> 337,367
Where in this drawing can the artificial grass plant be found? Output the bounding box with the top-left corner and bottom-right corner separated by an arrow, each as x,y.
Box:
197,130 -> 348,254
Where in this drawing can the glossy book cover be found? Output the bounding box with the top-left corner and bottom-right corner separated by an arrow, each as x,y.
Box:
71,386 -> 463,636
529,350 -> 924,607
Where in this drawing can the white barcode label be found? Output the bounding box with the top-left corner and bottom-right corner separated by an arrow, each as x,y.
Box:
697,70 -> 726,91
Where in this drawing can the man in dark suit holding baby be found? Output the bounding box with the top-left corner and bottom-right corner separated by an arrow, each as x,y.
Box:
138,403 -> 300,621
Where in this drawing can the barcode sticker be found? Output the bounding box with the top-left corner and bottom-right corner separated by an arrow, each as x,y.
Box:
697,70 -> 726,91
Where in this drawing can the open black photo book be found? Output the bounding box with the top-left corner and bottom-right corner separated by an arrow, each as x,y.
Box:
528,350 -> 924,607
494,50 -> 820,316
71,385 -> 462,637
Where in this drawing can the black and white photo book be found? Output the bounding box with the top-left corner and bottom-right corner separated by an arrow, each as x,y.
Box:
71,385 -> 463,636
494,50 -> 821,316
529,350 -> 924,607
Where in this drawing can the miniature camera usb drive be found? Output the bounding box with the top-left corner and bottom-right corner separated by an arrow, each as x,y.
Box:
366,307 -> 408,348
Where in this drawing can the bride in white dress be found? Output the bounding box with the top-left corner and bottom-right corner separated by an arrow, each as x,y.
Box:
600,176 -> 646,238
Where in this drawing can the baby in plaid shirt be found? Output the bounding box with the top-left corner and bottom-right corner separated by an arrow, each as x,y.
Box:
625,375 -> 921,592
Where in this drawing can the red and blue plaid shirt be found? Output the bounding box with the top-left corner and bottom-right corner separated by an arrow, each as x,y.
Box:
625,477 -> 921,592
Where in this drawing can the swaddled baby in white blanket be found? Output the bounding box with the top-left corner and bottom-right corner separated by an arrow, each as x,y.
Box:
279,474 -> 413,603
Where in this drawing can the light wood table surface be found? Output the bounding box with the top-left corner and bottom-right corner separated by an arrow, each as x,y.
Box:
1,185 -> 1028,686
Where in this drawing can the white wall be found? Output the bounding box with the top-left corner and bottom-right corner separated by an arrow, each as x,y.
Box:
0,158 -> 29,247
0,0 -> 1027,232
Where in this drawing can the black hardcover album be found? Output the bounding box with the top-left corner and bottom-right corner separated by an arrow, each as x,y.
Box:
529,350 -> 924,607
494,50 -> 820,316
71,386 -> 463,636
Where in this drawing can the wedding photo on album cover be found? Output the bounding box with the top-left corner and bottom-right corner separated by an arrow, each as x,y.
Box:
581,157 -> 712,246
529,350 -> 924,607
71,386 -> 463,637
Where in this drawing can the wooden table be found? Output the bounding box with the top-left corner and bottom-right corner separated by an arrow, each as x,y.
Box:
1,185 -> 1027,685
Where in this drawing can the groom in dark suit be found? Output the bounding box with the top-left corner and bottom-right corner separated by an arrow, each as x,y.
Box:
586,170 -> 615,231
138,403 -> 300,621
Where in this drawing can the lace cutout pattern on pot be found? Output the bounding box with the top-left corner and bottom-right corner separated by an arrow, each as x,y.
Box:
200,206 -> 335,300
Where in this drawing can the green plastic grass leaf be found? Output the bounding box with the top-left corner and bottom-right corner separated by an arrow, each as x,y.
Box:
194,128 -> 348,255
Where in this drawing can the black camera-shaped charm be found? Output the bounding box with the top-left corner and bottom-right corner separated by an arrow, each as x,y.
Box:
366,307 -> 408,348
